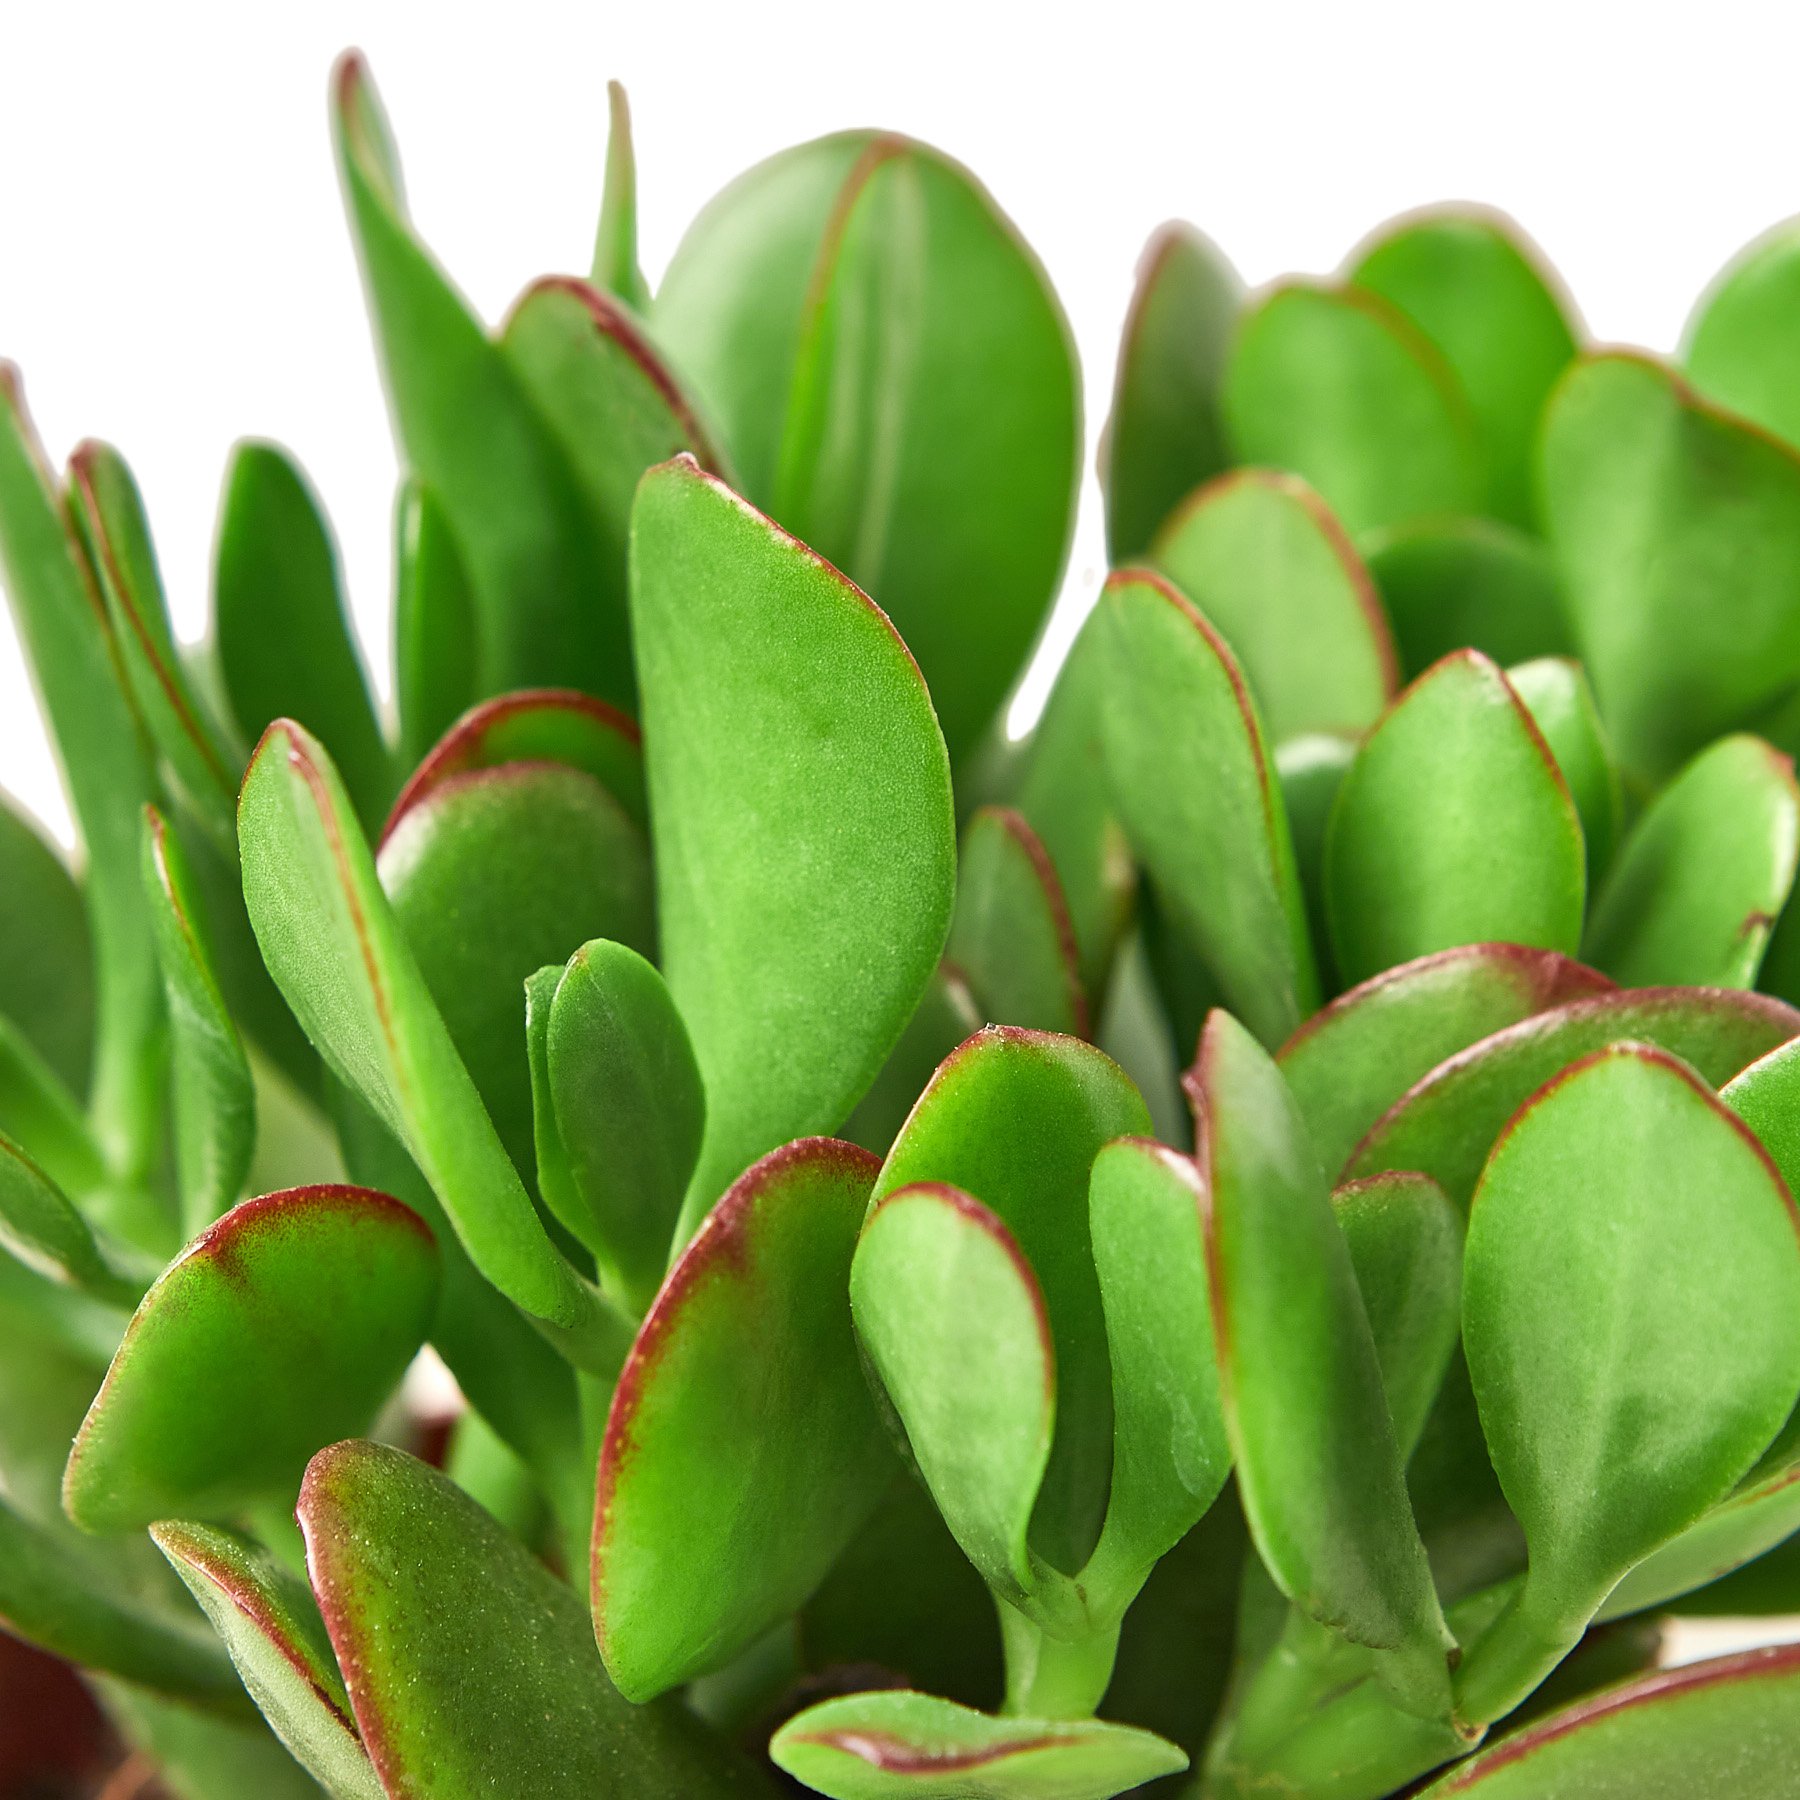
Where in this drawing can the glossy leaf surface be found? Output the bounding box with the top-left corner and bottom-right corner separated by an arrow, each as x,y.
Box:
1279,944 -> 1611,1179
153,1519 -> 381,1800
1325,650 -> 1584,986
64,1186 -> 437,1532
1583,734 -> 1799,989
1458,1045 -> 1800,1721
594,1139 -> 890,1701
1223,282 -> 1481,536
772,1690 -> 1187,1800
1150,469 -> 1395,741
1099,568 -> 1317,1048
302,1439 -> 772,1798
631,458 -> 955,1217
1541,350 -> 1800,784
656,132 -> 1079,762
1102,221 -> 1241,560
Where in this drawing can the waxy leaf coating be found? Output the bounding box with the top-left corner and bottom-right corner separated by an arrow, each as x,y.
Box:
594,1138 -> 891,1701
1325,650 -> 1585,987
771,1689 -> 1188,1800
631,457 -> 955,1217
302,1440 -> 775,1799
1458,1045 -> 1800,1721
1099,567 -> 1318,1049
64,1186 -> 438,1533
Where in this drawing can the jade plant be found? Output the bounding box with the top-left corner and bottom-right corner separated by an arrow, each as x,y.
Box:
8,52 -> 1800,1800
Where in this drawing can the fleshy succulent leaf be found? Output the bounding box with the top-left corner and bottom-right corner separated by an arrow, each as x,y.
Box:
1324,650 -> 1585,986
771,1689 -> 1189,1800
592,80 -> 651,312
0,1133 -> 141,1306
1222,281 -> 1482,536
1582,734 -> 1799,989
1684,219 -> 1800,452
1505,656 -> 1621,880
300,1438 -> 774,1798
1101,221 -> 1242,561
1149,468 -> 1397,740
595,1138 -> 892,1700
630,456 -> 955,1225
63,1185 -> 438,1532
841,963 -> 984,1157
391,479 -> 478,769
1098,567 -> 1318,1049
1456,1044 -> 1800,1722
0,788 -> 92,1095
152,1519 -> 382,1800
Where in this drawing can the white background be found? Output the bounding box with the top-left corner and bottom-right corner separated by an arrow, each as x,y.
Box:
6,0 -> 1800,844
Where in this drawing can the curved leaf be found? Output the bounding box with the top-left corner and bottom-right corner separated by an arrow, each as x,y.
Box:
0,787 -> 91,1094
0,1133 -> 141,1306
1325,650 -> 1585,986
1506,656 -> 1621,878
631,457 -> 955,1221
1684,218 -> 1800,451
592,81 -> 650,312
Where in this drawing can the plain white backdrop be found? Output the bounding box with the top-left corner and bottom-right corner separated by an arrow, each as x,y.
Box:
7,0 -> 1800,844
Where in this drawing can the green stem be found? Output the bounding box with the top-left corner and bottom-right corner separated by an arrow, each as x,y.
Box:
996,1599 -> 1121,1719
1451,1576 -> 1585,1728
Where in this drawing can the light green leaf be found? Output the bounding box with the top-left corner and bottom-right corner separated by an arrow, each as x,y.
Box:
0,1133 -> 141,1306
0,787 -> 92,1095
391,479 -> 477,769
1506,656 -> 1621,879
1684,218 -> 1800,451
592,80 -> 650,312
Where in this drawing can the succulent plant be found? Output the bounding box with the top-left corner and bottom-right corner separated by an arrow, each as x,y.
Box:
8,47 -> 1800,1800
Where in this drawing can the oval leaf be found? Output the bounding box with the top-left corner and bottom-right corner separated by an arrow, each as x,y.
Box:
1685,219 -> 1800,451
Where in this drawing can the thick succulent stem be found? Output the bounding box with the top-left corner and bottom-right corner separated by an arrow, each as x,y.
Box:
996,1600 -> 1121,1719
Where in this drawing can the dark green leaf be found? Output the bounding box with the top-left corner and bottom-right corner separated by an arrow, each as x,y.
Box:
391,480 -> 477,769
0,787 -> 92,1094
631,457 -> 955,1221
1101,221 -> 1241,560
1150,469 -> 1397,740
153,1519 -> 381,1800
1222,282 -> 1482,536
594,1138 -> 891,1699
1279,944 -> 1611,1179
1456,1045 -> 1800,1722
300,1439 -> 774,1798
1325,650 -> 1585,986
1349,210 -> 1578,529
1684,219 -> 1800,451
655,133 -> 1080,763
592,80 -> 650,312
1583,734 -> 1798,988
1506,656 -> 1621,879
771,1690 -> 1188,1800
214,441 -> 392,835
1099,567 -> 1318,1048
64,1185 -> 438,1532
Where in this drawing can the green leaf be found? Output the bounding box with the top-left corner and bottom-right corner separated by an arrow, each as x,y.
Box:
1101,221 -> 1241,560
950,807 -> 1087,1036
1324,650 -> 1585,986
1098,567 -> 1318,1049
239,720 -> 606,1346
0,1012 -> 107,1211
1348,210 -> 1578,530
1333,1171 -> 1463,1459
873,1028 -> 1150,1577
1150,469 -> 1397,741
594,1138 -> 891,1700
1347,985 -> 1800,1206
592,80 -> 650,312
152,1520 -> 382,1800
1084,1138 -> 1230,1598
1222,281 -> 1482,536
214,442 -> 392,836
0,1133 -> 141,1307
144,807 -> 254,1235
333,53 -> 626,704
1276,730 -> 1356,988
96,1680 -> 323,1800
852,1180 -> 1053,1602
392,479 -> 477,769
631,457 -> 955,1220
1540,350 -> 1800,785
1365,517 -> 1571,681
1583,734 -> 1798,988
771,1690 -> 1188,1800
1684,219 -> 1800,451
543,939 -> 702,1311
841,964 -> 983,1157
1191,1010 -> 1453,1717
655,133 -> 1080,763
1429,1645 -> 1800,1798
1505,656 -> 1621,879
0,787 -> 92,1095
1456,1044 -> 1800,1723
378,757 -> 653,1180
68,440 -> 241,854
64,1185 -> 439,1533
1279,944 -> 1612,1180
301,1438 -> 774,1798
0,366 -> 162,1174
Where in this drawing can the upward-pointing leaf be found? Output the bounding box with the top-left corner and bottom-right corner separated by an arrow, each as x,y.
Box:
630,457 -> 955,1222
1685,219 -> 1800,453
0,787 -> 92,1096
592,81 -> 651,313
